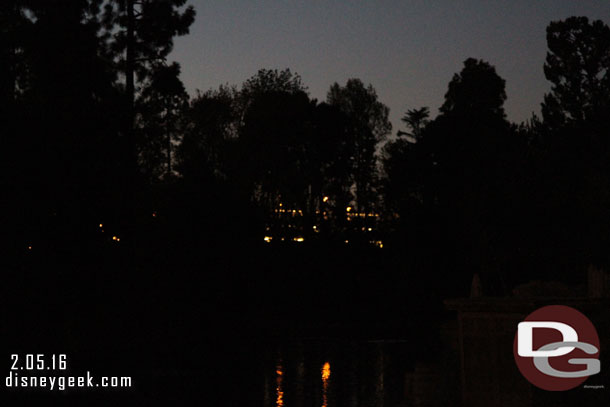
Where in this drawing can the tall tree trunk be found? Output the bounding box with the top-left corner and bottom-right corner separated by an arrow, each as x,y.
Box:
123,0 -> 136,245
0,1 -> 18,107
126,0 -> 135,165
166,104 -> 172,179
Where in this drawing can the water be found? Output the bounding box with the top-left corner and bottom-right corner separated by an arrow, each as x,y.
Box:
259,338 -> 413,407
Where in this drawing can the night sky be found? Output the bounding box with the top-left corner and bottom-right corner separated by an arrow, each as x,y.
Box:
170,1 -> 609,130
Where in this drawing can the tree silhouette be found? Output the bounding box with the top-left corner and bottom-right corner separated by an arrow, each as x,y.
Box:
231,69 -> 310,210
382,106 -> 430,215
383,59 -> 514,292
2,1 -> 124,253
237,68 -> 307,121
309,103 -> 354,235
178,85 -> 238,182
542,17 -> 610,129
0,1 -> 30,108
239,90 -> 313,212
536,17 -> 610,271
397,107 -> 430,142
440,58 -> 506,120
327,79 -> 391,213
102,0 -> 195,173
137,62 -> 189,182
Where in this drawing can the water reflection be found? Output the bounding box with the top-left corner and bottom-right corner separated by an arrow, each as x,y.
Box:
276,361 -> 284,407
321,362 -> 331,407
263,339 -> 411,407
374,346 -> 384,407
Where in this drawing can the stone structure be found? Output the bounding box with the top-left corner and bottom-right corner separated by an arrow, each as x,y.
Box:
444,270 -> 610,406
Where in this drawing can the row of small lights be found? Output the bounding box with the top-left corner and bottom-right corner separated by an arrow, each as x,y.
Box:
25,210 -> 381,250
266,198 -> 382,246
264,236 -> 383,248
264,236 -> 305,243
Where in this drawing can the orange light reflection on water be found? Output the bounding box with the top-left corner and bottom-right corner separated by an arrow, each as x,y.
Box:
322,361 -> 331,407
276,363 -> 284,407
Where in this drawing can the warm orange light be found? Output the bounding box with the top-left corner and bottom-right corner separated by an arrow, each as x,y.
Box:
264,236 -> 273,243
322,362 -> 331,407
112,236 -> 117,241
276,363 -> 284,407
322,362 -> 331,381
293,237 -> 304,242
28,245 -> 32,250
346,206 -> 352,212
99,223 -> 103,228
323,196 -> 329,202
370,240 -> 384,249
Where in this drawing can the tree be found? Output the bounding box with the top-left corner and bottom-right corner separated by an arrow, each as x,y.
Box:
178,85 -> 238,181
382,106 -> 430,213
537,17 -> 610,271
542,17 -> 610,129
309,103 -> 354,229
440,58 -> 506,120
237,68 -> 306,121
238,89 -> 313,211
102,0 -> 195,170
137,62 -> 189,182
231,69 -> 311,209
327,79 -> 391,213
390,59 -> 513,294
2,0 -> 124,252
397,107 -> 430,142
0,0 -> 31,108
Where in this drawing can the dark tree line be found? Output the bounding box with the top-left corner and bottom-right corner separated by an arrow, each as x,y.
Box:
383,16 -> 610,291
168,70 -> 391,245
2,6 -> 609,293
1,0 -> 195,255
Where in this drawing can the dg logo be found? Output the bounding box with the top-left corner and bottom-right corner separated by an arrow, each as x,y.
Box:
513,305 -> 601,391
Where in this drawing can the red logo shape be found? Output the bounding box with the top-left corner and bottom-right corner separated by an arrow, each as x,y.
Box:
513,305 -> 600,391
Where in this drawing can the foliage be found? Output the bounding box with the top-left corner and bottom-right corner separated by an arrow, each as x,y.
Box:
542,16 -> 610,129
327,79 -> 392,212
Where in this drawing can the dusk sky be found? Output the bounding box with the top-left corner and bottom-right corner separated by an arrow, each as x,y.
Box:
170,1 -> 609,132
